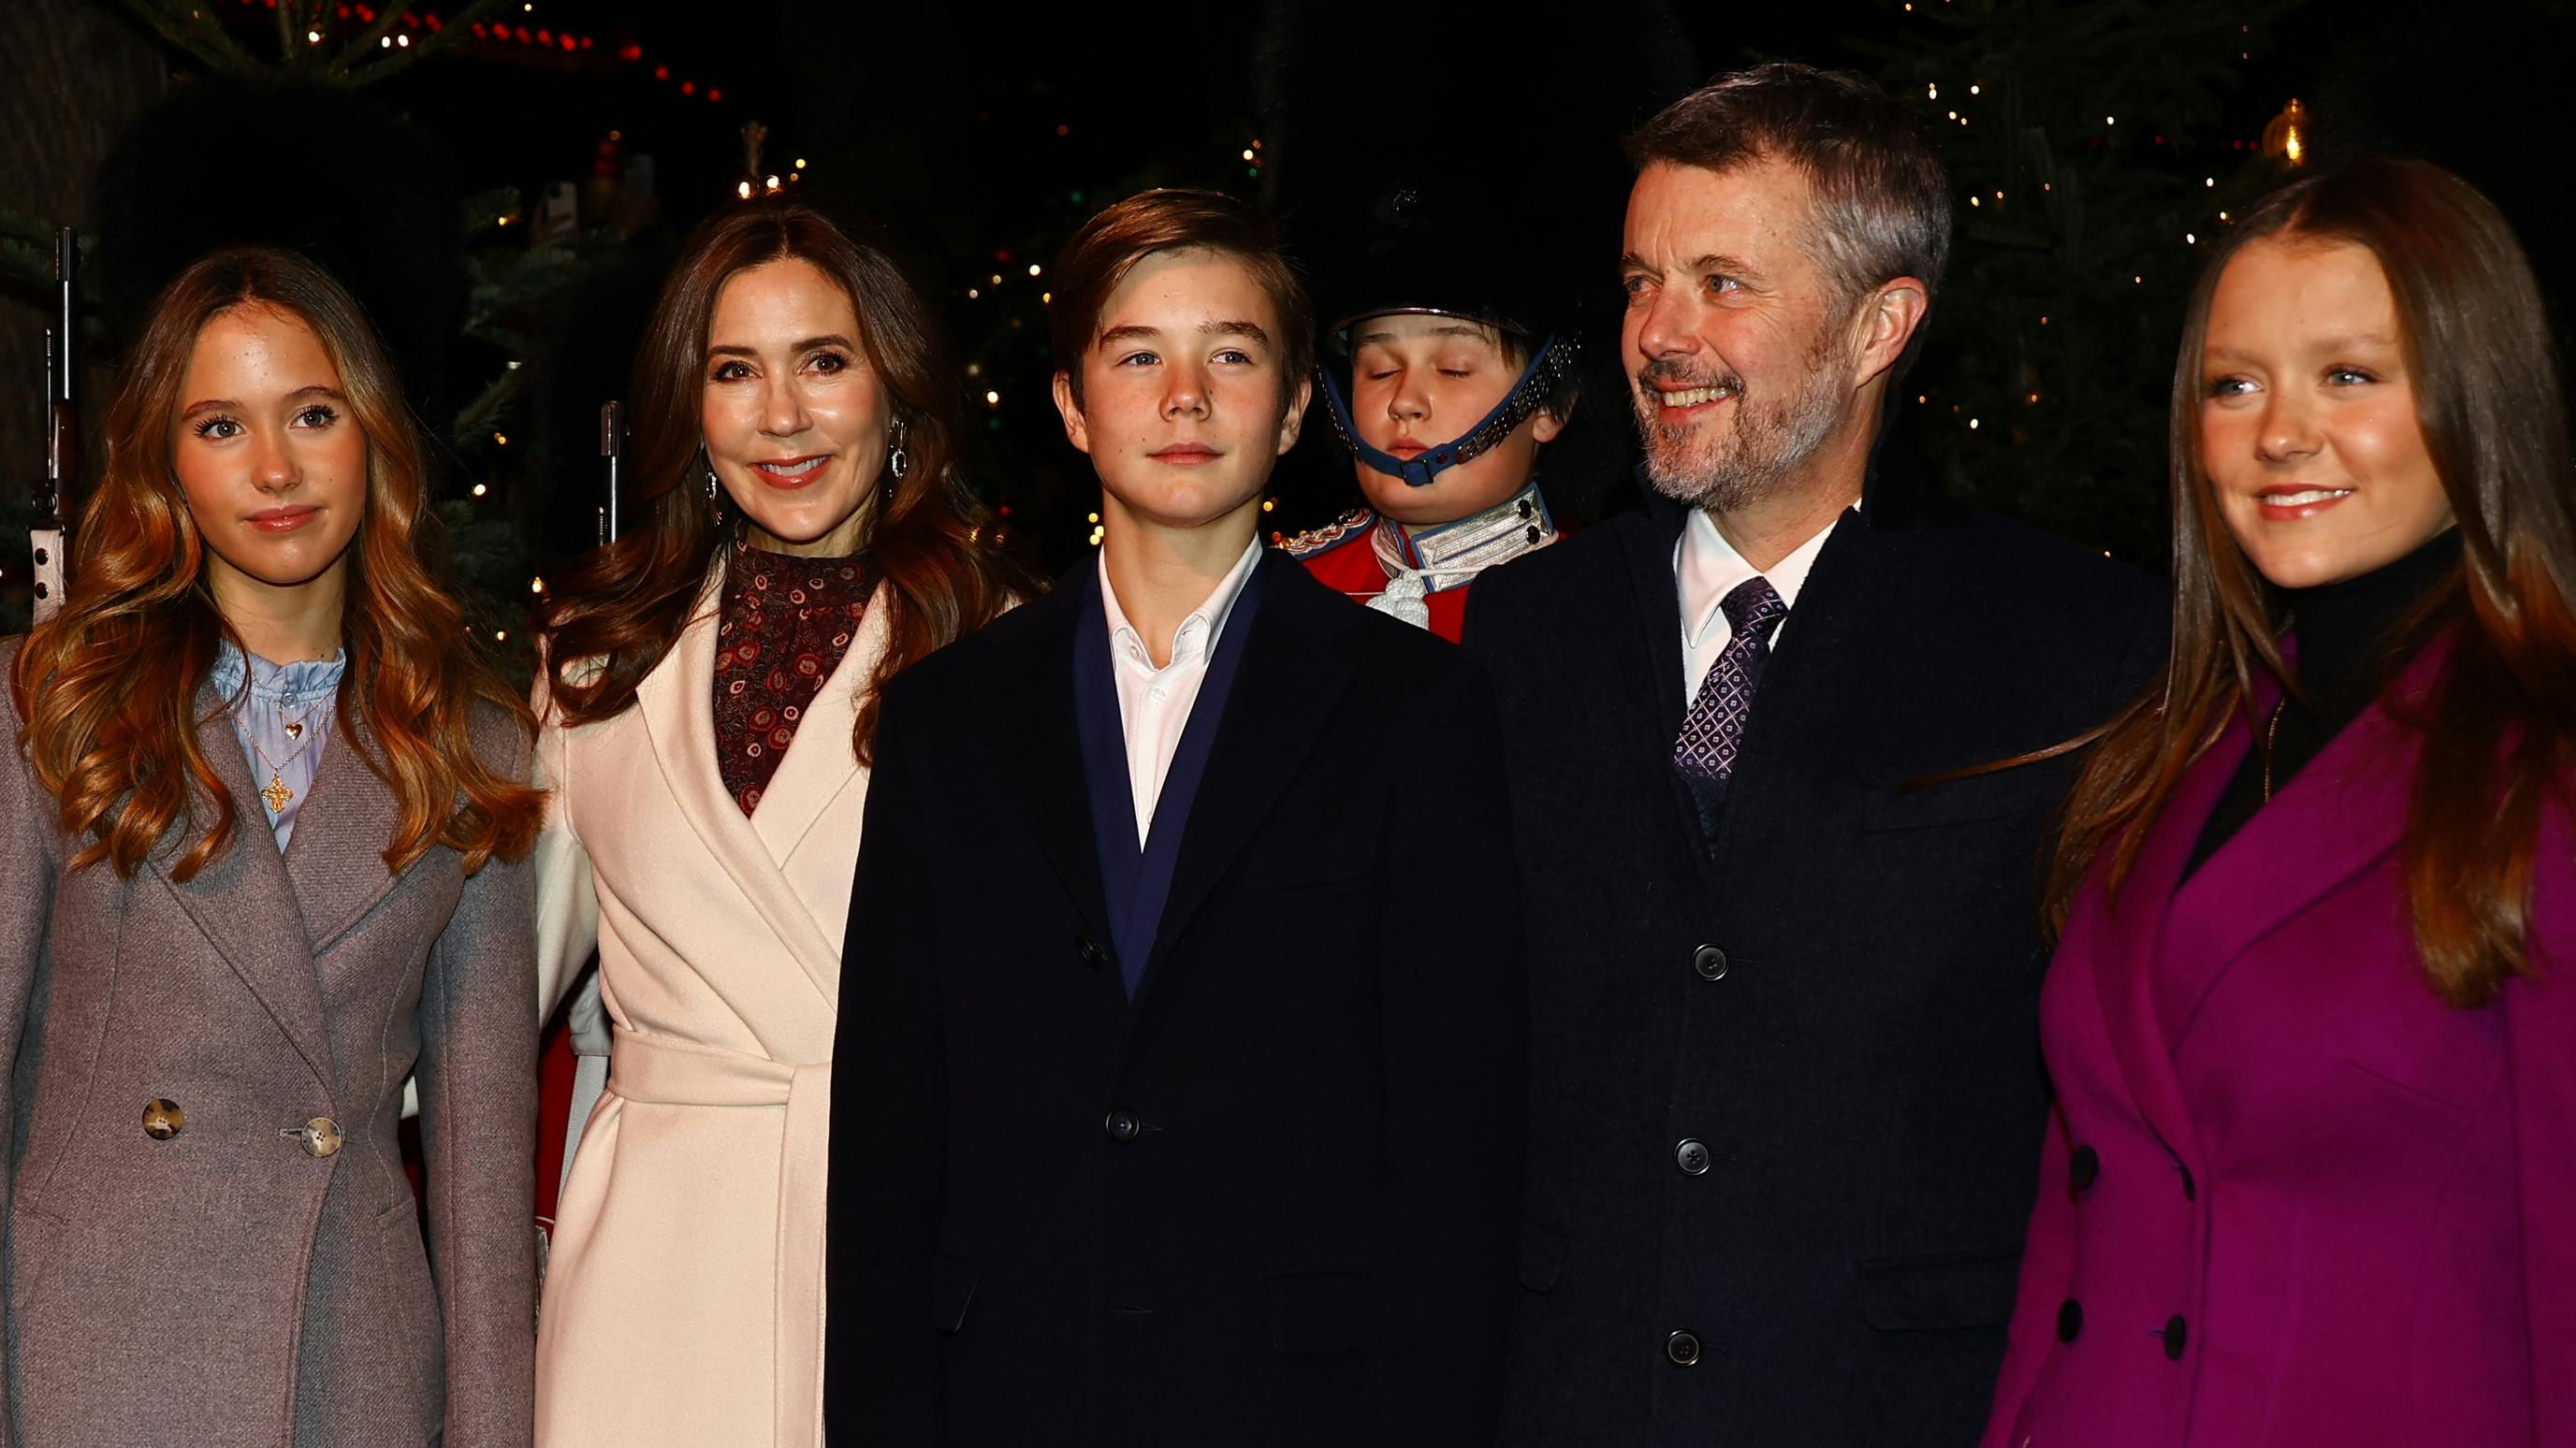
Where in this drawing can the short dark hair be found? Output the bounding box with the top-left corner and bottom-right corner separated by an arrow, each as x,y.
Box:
1628,63 -> 1951,332
1049,188 -> 1314,409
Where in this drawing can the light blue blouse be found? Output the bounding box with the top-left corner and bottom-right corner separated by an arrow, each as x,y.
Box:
212,641 -> 347,850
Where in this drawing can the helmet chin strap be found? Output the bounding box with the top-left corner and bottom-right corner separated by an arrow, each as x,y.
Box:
1320,333 -> 1579,488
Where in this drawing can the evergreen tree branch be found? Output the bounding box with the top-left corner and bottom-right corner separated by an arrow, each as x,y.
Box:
100,0 -> 269,76
342,0 -> 512,86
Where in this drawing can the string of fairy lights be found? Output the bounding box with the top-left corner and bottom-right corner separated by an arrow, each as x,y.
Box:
1899,44 -> 2307,441
220,3 -> 2307,567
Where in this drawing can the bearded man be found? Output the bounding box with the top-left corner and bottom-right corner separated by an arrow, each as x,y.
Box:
1462,64 -> 2166,1447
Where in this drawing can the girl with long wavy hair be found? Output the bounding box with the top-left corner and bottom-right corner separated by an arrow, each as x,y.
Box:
529,197 -> 1026,1448
1981,159 -> 2576,1448
1,246 -> 543,1448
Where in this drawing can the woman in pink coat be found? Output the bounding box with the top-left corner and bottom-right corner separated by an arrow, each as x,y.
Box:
1982,158 -> 2576,1448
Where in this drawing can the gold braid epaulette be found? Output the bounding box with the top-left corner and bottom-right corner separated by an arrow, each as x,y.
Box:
1279,508 -> 1375,558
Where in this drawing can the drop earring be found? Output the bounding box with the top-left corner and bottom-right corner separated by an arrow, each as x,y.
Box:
884,419 -> 910,505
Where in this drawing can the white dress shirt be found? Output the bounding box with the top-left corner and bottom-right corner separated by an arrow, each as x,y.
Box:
1676,502 -> 1856,706
1100,535 -> 1264,846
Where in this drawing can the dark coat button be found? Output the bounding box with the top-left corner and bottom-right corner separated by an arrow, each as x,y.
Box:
2070,1145 -> 2100,1193
2055,1297 -> 2082,1342
1076,935 -> 1111,970
1665,1330 -> 1701,1366
141,1099 -> 183,1140
2162,1314 -> 2188,1360
1674,1138 -> 1711,1176
1102,1108 -> 1142,1143
1692,945 -> 1728,980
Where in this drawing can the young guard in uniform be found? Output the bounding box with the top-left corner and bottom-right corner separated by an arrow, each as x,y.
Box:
825,188 -> 1525,1447
1285,186 -> 1583,641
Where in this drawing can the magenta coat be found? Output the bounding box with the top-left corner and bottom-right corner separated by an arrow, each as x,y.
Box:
1982,641 -> 2576,1448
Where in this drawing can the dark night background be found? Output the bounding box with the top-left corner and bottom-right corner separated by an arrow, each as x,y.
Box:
4,0 -> 2569,640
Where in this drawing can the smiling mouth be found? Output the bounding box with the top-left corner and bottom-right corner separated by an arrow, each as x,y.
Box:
1654,384 -> 1739,409
2259,487 -> 2355,508
750,456 -> 831,485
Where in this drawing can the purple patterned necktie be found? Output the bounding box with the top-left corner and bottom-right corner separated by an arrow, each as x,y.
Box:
1673,575 -> 1788,835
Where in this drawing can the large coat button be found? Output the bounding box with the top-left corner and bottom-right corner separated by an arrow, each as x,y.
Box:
141,1100 -> 184,1140
2070,1145 -> 2100,1193
1692,946 -> 1728,980
292,1118 -> 343,1159
1665,1330 -> 1701,1366
1674,1138 -> 1711,1177
2055,1297 -> 2082,1342
2162,1314 -> 2189,1360
1102,1108 -> 1142,1144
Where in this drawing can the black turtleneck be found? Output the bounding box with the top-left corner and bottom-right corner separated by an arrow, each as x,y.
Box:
2184,528 -> 2464,876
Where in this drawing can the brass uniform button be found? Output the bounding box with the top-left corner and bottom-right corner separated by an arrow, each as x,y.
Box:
141,1099 -> 184,1140
291,1117 -> 344,1159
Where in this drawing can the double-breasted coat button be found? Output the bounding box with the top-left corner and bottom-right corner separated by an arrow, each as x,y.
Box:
290,1117 -> 343,1159
1102,1108 -> 1142,1144
1692,945 -> 1728,980
2055,1298 -> 2082,1342
1665,1330 -> 1702,1366
2070,1145 -> 2100,1193
1674,1138 -> 1711,1176
1076,935 -> 1111,971
141,1099 -> 183,1140
2161,1314 -> 2189,1360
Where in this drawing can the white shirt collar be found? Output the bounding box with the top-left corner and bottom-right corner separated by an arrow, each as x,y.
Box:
1099,532 -> 1264,673
1677,502 -> 1856,648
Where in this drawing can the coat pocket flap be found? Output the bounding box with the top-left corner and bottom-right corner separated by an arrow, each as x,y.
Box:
1265,1268 -> 1375,1354
1854,1246 -> 2024,1331
931,1252 -> 982,1335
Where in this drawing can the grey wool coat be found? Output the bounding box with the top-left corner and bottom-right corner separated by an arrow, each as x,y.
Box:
0,638 -> 537,1448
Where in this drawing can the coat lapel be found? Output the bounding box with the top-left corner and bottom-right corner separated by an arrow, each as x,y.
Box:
155,699 -> 338,1099
2087,710 -> 2239,1165
1615,497 -> 1703,866
1710,510 -> 1877,865
991,581 -> 1118,951
2154,640 -> 2441,1046
280,708 -> 409,953
637,568 -> 844,1012
986,580 -> 1131,1056
1129,556 -> 1361,1009
2082,637 -> 2445,1157
748,580 -> 887,871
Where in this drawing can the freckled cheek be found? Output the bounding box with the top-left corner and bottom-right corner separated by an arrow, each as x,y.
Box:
312,430 -> 371,500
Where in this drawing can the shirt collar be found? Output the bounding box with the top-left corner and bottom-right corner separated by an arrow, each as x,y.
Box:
1676,502 -> 1856,648
1099,532 -> 1264,673
212,638 -> 349,703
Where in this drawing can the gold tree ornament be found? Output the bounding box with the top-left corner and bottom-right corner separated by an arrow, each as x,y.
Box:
2263,98 -> 2310,166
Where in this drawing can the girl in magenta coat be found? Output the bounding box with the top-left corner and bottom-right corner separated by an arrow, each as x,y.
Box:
1982,159 -> 2576,1448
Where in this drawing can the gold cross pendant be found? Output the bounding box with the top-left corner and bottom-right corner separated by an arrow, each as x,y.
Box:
260,775 -> 295,815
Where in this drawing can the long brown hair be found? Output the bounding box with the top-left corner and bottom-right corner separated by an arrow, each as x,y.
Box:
11,247 -> 543,879
541,198 -> 1026,760
2048,159 -> 2576,1005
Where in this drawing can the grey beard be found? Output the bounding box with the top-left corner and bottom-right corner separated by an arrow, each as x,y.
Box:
1634,358 -> 1848,514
